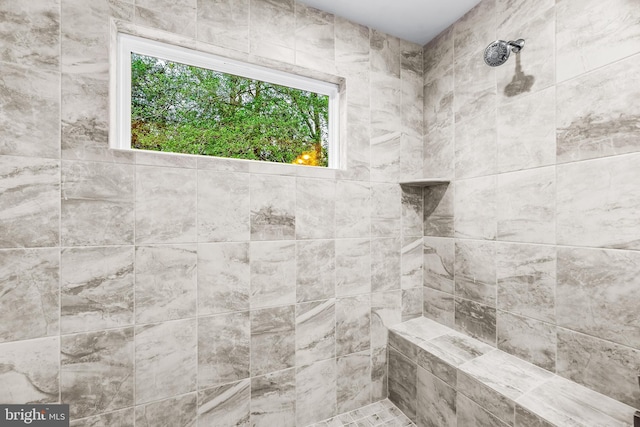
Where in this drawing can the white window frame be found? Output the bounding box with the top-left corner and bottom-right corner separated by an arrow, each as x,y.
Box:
113,33 -> 340,168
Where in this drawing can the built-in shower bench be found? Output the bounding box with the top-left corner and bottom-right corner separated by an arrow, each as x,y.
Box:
387,317 -> 638,427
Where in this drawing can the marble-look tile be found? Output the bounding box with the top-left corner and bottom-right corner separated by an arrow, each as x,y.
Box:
335,181 -> 370,238
249,0 -> 295,63
370,131 -> 401,184
401,237 -> 422,290
453,0 -> 496,62
295,4 -> 335,72
455,240 -> 496,307
70,408 -> 134,427
497,311 -> 556,371
496,243 -> 556,323
457,371 -> 516,425
423,126 -> 455,178
400,134 -> 423,183
557,247 -> 640,349
197,0 -> 249,52
557,328 -> 640,408
0,64 -> 59,159
0,0 -> 60,70
497,87 -> 555,172
250,241 -> 296,309
389,318 -> 451,360
296,299 -> 336,366
251,305 -> 295,377
388,347 -> 417,422
336,295 -> 370,357
557,53 -> 640,163
0,155 -> 59,248
370,74 -> 401,183
296,358 -> 337,426
135,319 -> 197,404
371,290 -> 402,349
342,104 -> 371,181
61,160 -> 134,246
296,178 -> 335,239
251,368 -> 296,427
250,174 -> 295,240
424,72 -> 454,135
401,187 -> 423,237
337,351 -> 372,413
556,0 -> 640,82
417,366 -> 456,427
198,242 -> 249,316
335,239 -> 371,297
61,328 -> 134,419
423,288 -> 455,328
517,376 -> 637,427
197,170 -> 250,242
457,393 -> 509,427
454,49 -> 496,123
62,71 -> 133,164
371,346 -> 388,401
514,405 -> 554,427
134,0 -> 196,39
60,246 -> 134,334
402,288 -> 422,323
335,16 -> 369,68
454,175 -> 496,240
198,311 -> 250,388
496,0 -> 554,31
370,30 -> 400,78
135,393 -> 197,427
0,337 -> 59,404
296,240 -> 335,302
371,238 -> 401,293
455,110 -> 496,179
198,379 -> 250,426
401,46 -> 424,138
135,245 -> 196,323
498,167 -> 556,244
136,166 -> 196,244
496,8 -> 555,100
423,237 -> 454,293
0,249 -> 58,343
455,298 -> 496,345
423,182 -> 454,237
423,27 -> 453,84
371,183 -> 401,237
557,153 -> 640,250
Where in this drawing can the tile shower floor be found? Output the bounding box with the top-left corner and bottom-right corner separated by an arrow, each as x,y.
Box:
307,399 -> 415,427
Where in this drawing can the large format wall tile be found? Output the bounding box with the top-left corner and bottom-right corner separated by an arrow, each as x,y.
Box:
335,181 -> 370,238
424,125 -> 454,179
370,30 -> 400,78
134,0 -> 196,39
61,328 -> 134,419
455,110 -> 496,179
556,0 -> 640,82
423,27 -> 453,84
557,328 -> 640,408
424,72 -> 454,134
423,287 -> 455,328
198,379 -> 250,426
0,337 -> 59,404
250,241 -> 296,309
401,187 -> 423,237
198,242 -> 250,316
336,295 -> 370,357
454,176 -> 496,240
0,155 -> 59,248
417,366 -> 456,427
371,290 -> 401,349
250,174 -> 295,240
455,298 -> 496,345
556,53 -> 640,163
371,183 -> 401,237
136,166 -> 197,244
295,4 -> 335,72
296,177 -> 335,239
497,311 -> 556,371
371,238 -> 401,292
135,393 -> 197,427
401,237 -> 423,290
250,368 -> 296,427
557,153 -> 640,250
196,0 -> 249,52
296,358 -> 337,426
337,351 -> 371,413
61,246 -> 134,334
296,299 -> 336,366
70,408 -> 134,427
457,393 -> 509,427
296,240 -> 335,302
453,0 -> 496,62
249,0 -> 295,63
198,311 -> 250,388
0,249 -> 58,343
557,247 -> 640,349
251,305 -> 295,377
0,64 -> 60,159
335,239 -> 371,297
197,170 -> 250,242
61,160 -> 134,246
455,240 -> 496,307
423,237 -> 454,293
453,48 -> 496,123
423,182 -> 454,237
135,319 -> 197,404
388,347 -> 416,421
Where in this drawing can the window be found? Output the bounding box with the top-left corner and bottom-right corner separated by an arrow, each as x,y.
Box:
113,34 -> 340,168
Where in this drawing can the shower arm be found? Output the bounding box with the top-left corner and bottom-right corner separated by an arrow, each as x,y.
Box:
507,39 -> 525,53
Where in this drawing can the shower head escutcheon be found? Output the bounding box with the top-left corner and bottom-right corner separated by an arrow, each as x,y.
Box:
483,39 -> 525,67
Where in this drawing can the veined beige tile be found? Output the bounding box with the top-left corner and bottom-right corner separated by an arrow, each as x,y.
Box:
371,290 -> 401,349
457,393 -> 510,427
70,408 -> 134,427
455,110 -> 496,180
401,185 -> 423,237
371,183 -> 401,238
249,0 -> 295,64
424,72 -> 453,135
197,0 -> 249,53
454,49 -> 496,123
296,358 -> 337,425
497,311 -> 556,371
423,236 -> 454,293
423,27 -> 453,84
335,238 -> 370,297
556,0 -> 640,82
335,16 -> 369,67
370,346 -> 387,401
250,368 -> 296,427
296,299 -> 335,366
295,4 -> 335,72
401,288 -> 423,323
134,1 -> 196,39
337,350 -> 372,413
296,240 -> 335,302
336,295 -> 370,357
424,182 -> 454,237
453,0 -> 496,62
455,297 -> 496,345
251,305 -> 295,377
135,393 -> 197,427
198,242 -> 249,316
455,240 -> 496,307
198,379 -> 250,426
454,175 -> 496,241
335,180 -> 370,238
250,240 -> 296,309
370,30 -> 400,78
371,238 -> 401,293
423,287 -> 455,328
417,367 -> 456,427
250,174 -> 295,241
557,153 -> 640,250
457,370 -> 514,425
388,347 -> 417,422
424,125 -> 454,180
401,237 -> 423,290
296,177 -> 335,239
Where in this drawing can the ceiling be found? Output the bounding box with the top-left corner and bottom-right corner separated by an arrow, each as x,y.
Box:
298,0 -> 482,45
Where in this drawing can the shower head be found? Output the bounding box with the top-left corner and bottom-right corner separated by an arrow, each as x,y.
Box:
483,39 -> 525,67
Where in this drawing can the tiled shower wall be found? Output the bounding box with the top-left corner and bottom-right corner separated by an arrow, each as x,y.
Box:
422,0 -> 640,409
0,0 -> 425,425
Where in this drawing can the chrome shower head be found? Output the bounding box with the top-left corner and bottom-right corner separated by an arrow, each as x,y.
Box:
483,39 -> 525,67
